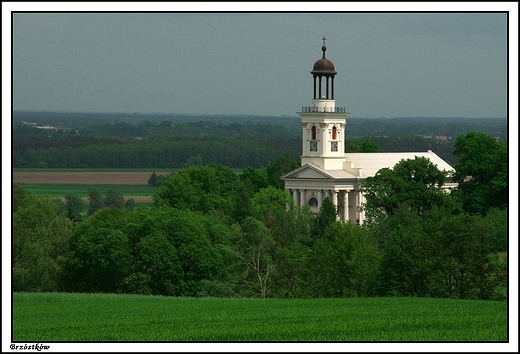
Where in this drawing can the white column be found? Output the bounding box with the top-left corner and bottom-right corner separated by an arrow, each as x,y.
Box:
343,190 -> 349,221
359,192 -> 365,225
332,190 -> 338,220
318,190 -> 323,208
357,190 -> 363,224
299,189 -> 305,208
292,189 -> 298,207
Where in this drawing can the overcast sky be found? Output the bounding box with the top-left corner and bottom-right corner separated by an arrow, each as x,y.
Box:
6,5 -> 513,119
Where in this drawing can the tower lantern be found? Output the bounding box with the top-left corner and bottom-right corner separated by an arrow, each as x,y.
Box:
311,36 -> 337,100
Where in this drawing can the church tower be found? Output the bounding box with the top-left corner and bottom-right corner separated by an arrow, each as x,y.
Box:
299,37 -> 349,170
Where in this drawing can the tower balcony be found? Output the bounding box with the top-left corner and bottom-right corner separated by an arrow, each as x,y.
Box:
301,106 -> 348,113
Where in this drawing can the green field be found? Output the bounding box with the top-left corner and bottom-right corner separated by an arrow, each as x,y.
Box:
12,293 -> 507,341
20,183 -> 156,199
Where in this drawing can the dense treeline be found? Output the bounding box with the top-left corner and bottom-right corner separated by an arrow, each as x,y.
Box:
13,113 -> 507,169
13,133 -> 508,300
13,126 -> 460,168
13,135 -> 301,169
13,110 -> 507,139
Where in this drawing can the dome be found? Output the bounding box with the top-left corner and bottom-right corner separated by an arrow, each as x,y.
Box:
311,45 -> 337,76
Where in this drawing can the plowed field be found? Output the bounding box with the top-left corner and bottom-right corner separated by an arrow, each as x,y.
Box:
13,172 -> 165,185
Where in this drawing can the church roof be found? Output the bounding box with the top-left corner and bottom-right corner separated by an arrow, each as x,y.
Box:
344,151 -> 454,177
282,151 -> 454,182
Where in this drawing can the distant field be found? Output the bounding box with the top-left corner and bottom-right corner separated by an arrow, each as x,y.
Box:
12,170 -> 171,204
12,171 -> 171,184
19,184 -> 156,204
13,293 -> 507,342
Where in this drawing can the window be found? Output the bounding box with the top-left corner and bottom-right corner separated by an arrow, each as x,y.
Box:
332,126 -> 337,140
311,125 -> 317,140
331,141 -> 338,152
309,197 -> 318,206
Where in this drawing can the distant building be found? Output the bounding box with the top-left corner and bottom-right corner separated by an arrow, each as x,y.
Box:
34,125 -> 57,130
281,38 -> 457,224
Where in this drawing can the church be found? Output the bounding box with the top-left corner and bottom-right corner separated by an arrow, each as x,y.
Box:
281,38 -> 457,224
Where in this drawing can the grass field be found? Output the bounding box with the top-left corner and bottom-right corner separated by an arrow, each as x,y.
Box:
12,293 -> 507,342
20,183 -> 156,199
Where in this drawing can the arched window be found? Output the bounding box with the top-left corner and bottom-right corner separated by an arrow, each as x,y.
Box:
332,126 -> 337,140
311,125 -> 317,140
309,197 -> 318,207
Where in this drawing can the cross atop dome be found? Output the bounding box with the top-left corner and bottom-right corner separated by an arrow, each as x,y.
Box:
322,36 -> 327,57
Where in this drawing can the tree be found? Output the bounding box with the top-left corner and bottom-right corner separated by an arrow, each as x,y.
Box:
240,167 -> 269,192
126,230 -> 183,296
228,217 -> 275,298
125,198 -> 136,211
67,226 -> 132,293
308,221 -> 380,297
377,221 -> 429,297
265,154 -> 300,189
251,186 -> 293,228
153,163 -> 240,218
148,172 -> 159,187
104,189 -> 125,209
429,213 -> 497,299
13,184 -> 73,292
359,138 -> 380,152
313,197 -> 337,239
453,132 -> 507,215
64,193 -> 85,222
361,156 -> 449,224
87,187 -> 104,215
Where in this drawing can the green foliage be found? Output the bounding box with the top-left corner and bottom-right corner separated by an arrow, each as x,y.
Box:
125,198 -> 136,210
265,154 -> 300,189
361,156 -> 449,224
453,132 -> 507,215
377,222 -> 430,297
87,187 -> 104,215
371,203 -> 504,300
228,217 -> 275,298
64,193 -> 85,223
153,163 -> 240,218
240,166 -> 269,192
428,213 -> 497,300
345,138 -> 380,152
251,186 -> 292,227
103,188 -> 125,209
147,172 -> 166,187
313,197 -> 337,238
13,184 -> 73,292
483,208 -> 507,252
64,207 -> 225,296
64,209 -> 134,293
308,222 -> 380,297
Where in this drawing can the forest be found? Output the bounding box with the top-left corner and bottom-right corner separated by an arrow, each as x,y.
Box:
13,131 -> 508,300
12,111 -> 507,168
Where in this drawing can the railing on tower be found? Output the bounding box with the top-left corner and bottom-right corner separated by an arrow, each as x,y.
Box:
301,106 -> 347,113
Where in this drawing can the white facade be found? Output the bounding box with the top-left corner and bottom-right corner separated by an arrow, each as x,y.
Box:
281,40 -> 456,224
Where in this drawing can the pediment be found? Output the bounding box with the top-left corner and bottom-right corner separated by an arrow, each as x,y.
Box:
281,164 -> 334,180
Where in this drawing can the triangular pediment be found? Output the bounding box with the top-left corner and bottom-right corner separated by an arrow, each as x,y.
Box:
281,164 -> 335,180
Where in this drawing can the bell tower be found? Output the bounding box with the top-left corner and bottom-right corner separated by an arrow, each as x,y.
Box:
299,37 -> 349,170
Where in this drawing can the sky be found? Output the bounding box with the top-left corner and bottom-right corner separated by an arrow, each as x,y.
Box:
5,3 -> 515,119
